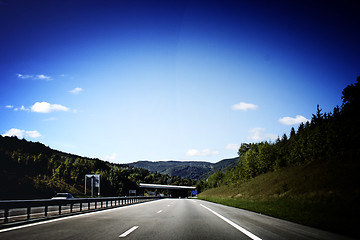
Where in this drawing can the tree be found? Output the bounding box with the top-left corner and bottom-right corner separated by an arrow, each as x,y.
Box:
238,143 -> 251,156
342,76 -> 360,108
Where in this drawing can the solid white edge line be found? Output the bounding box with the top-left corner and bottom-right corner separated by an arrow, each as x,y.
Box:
157,210 -> 162,213
0,200 -> 162,234
119,226 -> 139,238
200,204 -> 262,240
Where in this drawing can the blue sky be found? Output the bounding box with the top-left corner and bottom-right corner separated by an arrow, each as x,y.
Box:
1,0 -> 359,163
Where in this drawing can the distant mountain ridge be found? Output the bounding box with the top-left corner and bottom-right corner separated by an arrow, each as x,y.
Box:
129,157 -> 239,180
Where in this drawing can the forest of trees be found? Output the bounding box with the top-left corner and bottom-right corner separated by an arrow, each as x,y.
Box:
198,77 -> 360,192
0,137 -> 195,199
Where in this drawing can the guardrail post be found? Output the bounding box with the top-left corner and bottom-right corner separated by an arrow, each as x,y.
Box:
59,205 -> 61,215
88,201 -> 90,210
101,200 -> 103,208
45,205 -> 48,217
4,208 -> 9,223
27,206 -> 31,220
70,203 -> 73,213
80,202 -> 82,211
94,201 -> 97,209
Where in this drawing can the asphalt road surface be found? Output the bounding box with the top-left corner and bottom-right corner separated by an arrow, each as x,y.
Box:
0,199 -> 354,240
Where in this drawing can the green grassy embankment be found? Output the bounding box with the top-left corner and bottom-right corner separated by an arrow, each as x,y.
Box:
198,159 -> 360,238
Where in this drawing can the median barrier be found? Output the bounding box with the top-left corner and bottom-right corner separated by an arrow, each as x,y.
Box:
0,196 -> 161,224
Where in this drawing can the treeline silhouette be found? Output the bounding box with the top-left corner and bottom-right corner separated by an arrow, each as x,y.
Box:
0,137 -> 195,199
198,77 -> 360,191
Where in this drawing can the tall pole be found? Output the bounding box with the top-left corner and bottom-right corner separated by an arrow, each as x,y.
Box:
98,176 -> 100,197
91,177 -> 94,197
85,175 -> 87,195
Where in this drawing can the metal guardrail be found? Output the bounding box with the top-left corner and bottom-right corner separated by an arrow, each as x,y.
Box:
0,196 -> 160,224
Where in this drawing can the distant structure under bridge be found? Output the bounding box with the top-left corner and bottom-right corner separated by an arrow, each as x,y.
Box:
138,183 -> 196,198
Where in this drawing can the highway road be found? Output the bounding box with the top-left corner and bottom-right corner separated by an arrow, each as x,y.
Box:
0,198 -> 354,240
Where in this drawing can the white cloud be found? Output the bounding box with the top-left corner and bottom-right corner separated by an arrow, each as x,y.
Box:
186,149 -> 219,157
16,73 -> 33,79
5,105 -> 13,109
14,105 -> 29,111
225,144 -> 240,151
104,153 -> 118,162
278,115 -> 310,125
247,128 -> 278,142
31,102 -> 70,113
43,117 -> 56,121
69,87 -> 83,94
231,102 -> 259,111
26,130 -> 42,138
36,74 -> 52,80
2,128 -> 42,139
16,73 -> 52,81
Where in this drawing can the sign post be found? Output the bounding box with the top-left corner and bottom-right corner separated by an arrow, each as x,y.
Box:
85,174 -> 100,197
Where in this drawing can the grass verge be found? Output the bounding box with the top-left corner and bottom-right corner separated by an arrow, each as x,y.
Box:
198,161 -> 360,239
198,195 -> 359,238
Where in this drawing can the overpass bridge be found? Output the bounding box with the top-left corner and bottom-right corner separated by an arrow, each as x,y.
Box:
138,183 -> 196,198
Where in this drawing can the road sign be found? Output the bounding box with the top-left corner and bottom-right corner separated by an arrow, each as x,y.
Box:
86,174 -> 100,187
85,174 -> 100,197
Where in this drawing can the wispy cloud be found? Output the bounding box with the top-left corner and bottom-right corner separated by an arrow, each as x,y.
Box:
247,128 -> 277,142
186,149 -> 219,157
16,74 -> 33,79
104,153 -> 118,162
69,87 -> 83,94
31,102 -> 70,113
43,117 -> 56,121
278,115 -> 310,125
2,128 -> 42,139
17,73 -> 53,81
14,105 -> 29,111
225,144 -> 240,151
36,74 -> 52,80
231,102 -> 259,111
5,105 -> 13,109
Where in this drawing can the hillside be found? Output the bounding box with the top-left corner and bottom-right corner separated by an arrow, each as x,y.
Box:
199,159 -> 360,238
198,77 -> 360,238
129,157 -> 239,180
0,136 -> 195,200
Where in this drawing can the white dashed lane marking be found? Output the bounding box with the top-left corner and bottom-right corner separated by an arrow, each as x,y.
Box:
119,226 -> 139,238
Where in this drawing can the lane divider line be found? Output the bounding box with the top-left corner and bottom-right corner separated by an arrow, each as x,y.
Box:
119,226 -> 139,238
157,210 -> 162,213
200,204 -> 262,240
